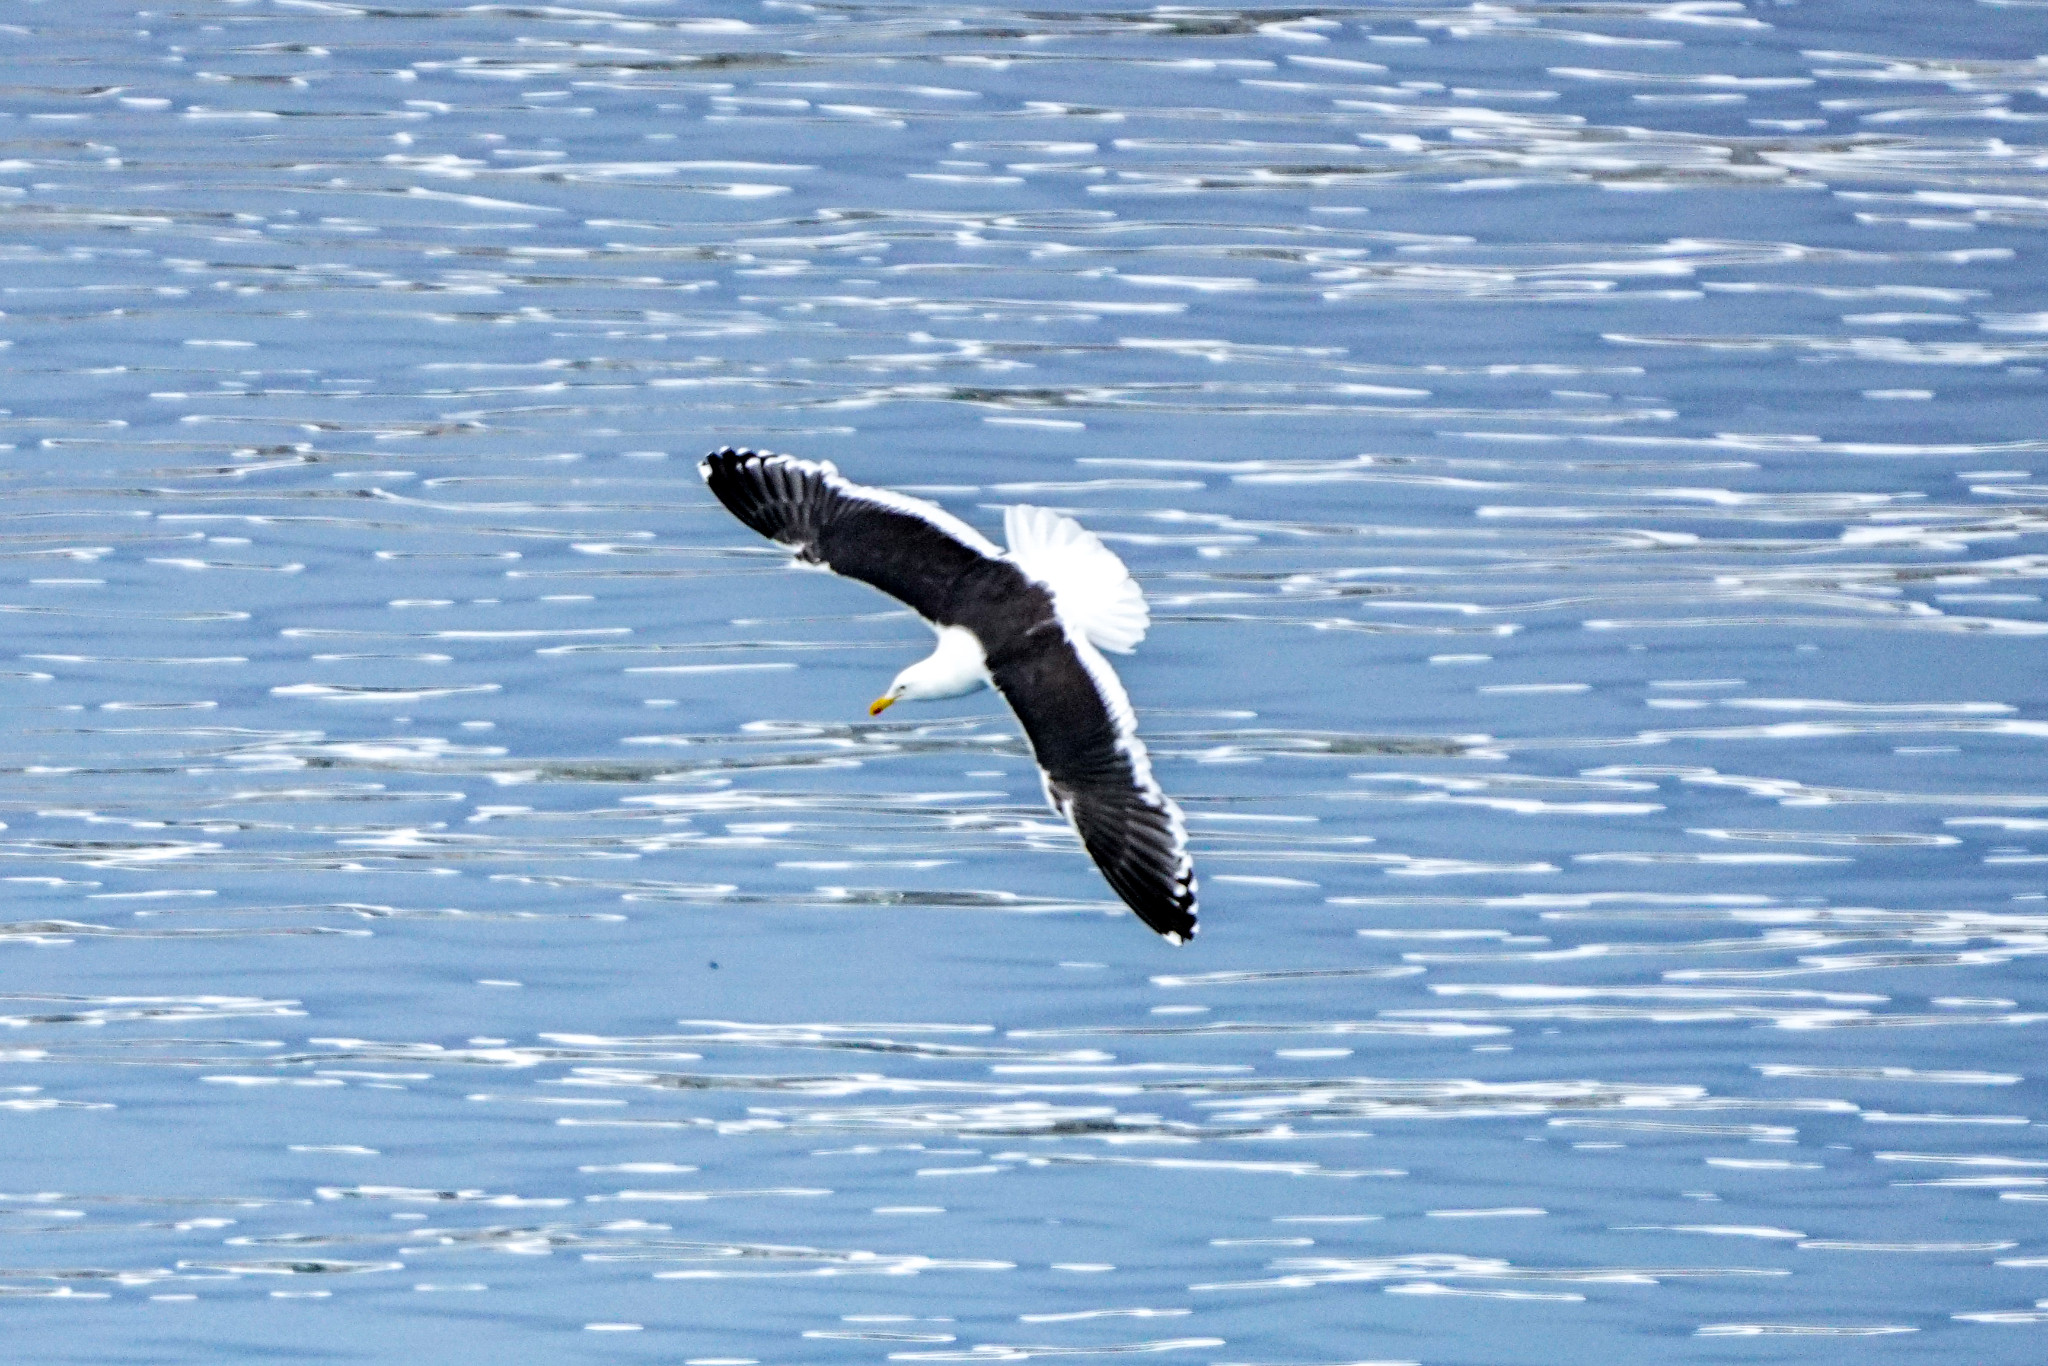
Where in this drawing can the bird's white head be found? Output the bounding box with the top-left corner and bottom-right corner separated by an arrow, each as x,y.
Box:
868,626 -> 991,715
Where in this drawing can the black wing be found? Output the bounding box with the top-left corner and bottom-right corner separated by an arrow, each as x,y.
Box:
701,447 -> 1003,624
991,622 -> 1198,943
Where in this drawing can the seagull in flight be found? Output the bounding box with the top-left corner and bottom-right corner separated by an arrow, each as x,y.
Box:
701,447 -> 1197,943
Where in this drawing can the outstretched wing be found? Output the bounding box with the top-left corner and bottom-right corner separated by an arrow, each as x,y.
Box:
992,623 -> 1198,943
700,447 -> 1002,623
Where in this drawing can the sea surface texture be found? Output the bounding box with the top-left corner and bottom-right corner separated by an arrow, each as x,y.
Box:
4,1 -> 2048,1361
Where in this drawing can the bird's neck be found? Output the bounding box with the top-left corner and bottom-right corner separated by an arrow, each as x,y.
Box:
904,625 -> 992,700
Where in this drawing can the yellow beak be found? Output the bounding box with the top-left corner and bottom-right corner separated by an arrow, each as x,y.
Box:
868,695 -> 896,717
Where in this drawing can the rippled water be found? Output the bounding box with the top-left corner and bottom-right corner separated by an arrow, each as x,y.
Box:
5,1 -> 2048,1360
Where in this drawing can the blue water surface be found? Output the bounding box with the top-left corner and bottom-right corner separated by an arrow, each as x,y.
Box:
4,1 -> 2048,1361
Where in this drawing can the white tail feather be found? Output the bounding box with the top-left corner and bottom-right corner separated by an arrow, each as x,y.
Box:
1003,505 -> 1149,654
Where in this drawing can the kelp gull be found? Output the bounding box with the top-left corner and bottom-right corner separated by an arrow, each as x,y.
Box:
700,447 -> 1198,943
